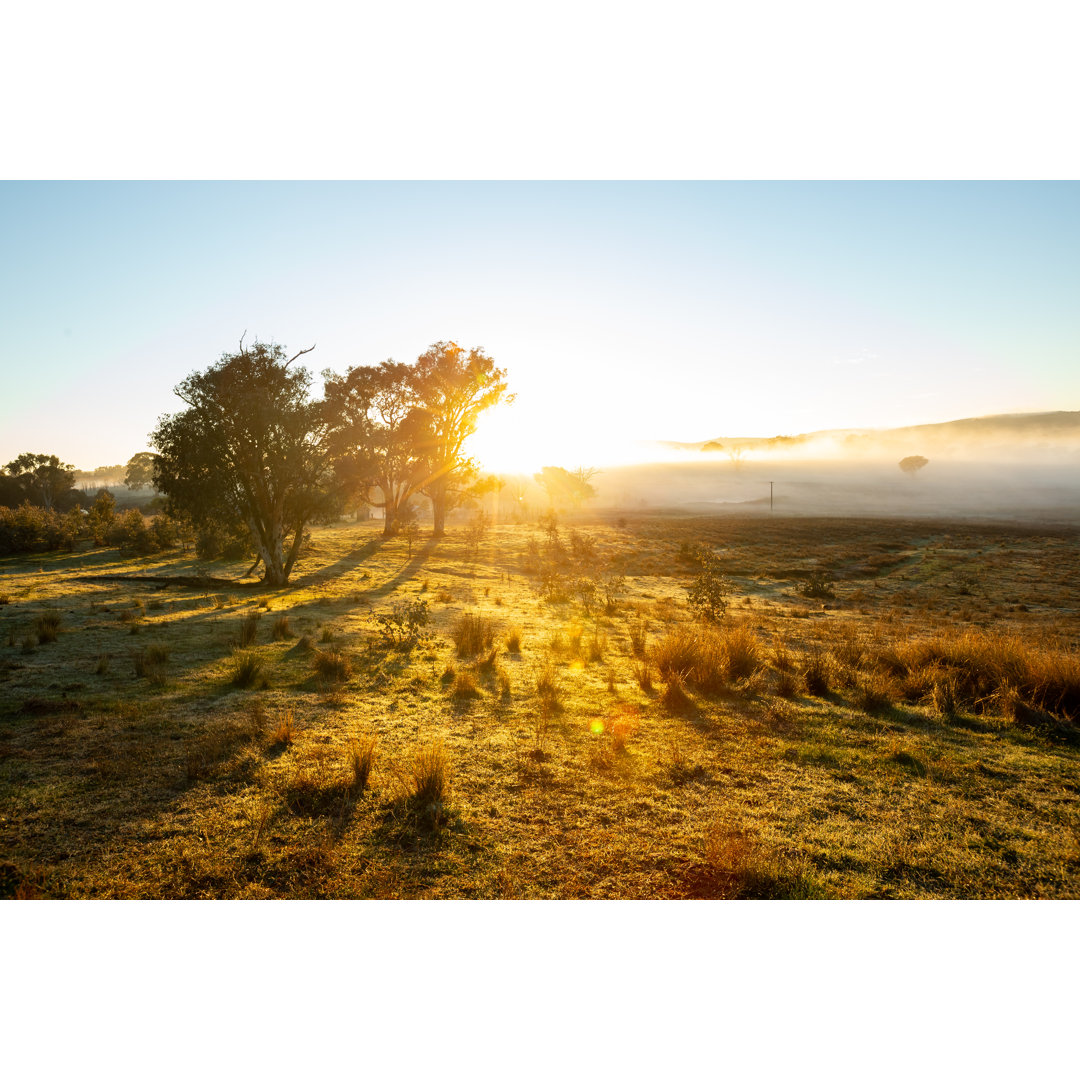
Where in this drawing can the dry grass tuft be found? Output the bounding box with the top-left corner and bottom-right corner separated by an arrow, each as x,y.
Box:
230,649 -> 267,689
802,652 -> 830,696
270,710 -> 295,748
452,612 -> 496,658
695,824 -> 820,899
660,672 -> 694,714
450,670 -> 482,700
238,611 -> 261,647
409,741 -> 450,806
504,626 -> 523,653
535,662 -> 561,714
133,644 -> 170,684
271,615 -> 294,641
633,661 -> 653,692
348,736 -> 378,793
651,623 -> 761,694
33,611 -> 62,644
313,649 -> 352,685
628,618 -> 649,659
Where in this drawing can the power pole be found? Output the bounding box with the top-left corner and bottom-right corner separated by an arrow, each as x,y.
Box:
769,481 -> 774,512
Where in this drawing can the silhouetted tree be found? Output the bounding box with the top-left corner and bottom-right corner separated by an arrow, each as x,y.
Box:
409,342 -> 512,537
322,360 -> 423,537
151,339 -> 332,586
124,452 -> 157,490
899,455 -> 929,476
3,453 -> 76,510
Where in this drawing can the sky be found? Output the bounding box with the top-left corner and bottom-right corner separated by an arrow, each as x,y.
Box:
1,181 -> 1078,474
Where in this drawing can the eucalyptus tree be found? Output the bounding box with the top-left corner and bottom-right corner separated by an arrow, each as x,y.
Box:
151,339 -> 332,586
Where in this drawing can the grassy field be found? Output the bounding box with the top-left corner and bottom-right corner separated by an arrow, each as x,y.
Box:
1,512 -> 1078,899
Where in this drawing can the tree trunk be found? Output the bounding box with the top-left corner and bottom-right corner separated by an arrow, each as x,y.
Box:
431,495 -> 446,537
382,501 -> 396,537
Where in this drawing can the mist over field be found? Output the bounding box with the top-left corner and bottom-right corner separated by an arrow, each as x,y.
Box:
585,412 -> 1080,523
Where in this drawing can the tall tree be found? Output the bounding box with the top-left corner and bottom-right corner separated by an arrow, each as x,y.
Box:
151,339 -> 331,586
4,453 -> 76,510
322,360 -> 423,537
409,341 -> 512,536
534,465 -> 598,510
124,452 -> 158,490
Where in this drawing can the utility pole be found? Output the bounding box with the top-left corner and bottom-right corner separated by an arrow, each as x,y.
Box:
769,481 -> 774,512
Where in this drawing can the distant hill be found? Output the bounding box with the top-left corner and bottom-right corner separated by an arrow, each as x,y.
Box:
665,411 -> 1080,458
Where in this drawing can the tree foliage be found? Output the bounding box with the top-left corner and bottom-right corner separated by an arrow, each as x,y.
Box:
408,342 -> 512,536
322,360 -> 423,537
899,455 -> 929,476
151,340 -> 332,586
124,452 -> 158,490
534,466 -> 598,510
3,453 -> 76,510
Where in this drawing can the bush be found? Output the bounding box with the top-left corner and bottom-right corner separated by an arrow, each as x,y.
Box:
505,626 -> 523,653
372,599 -> 431,645
451,612 -> 496,658
652,624 -> 762,694
685,545 -> 729,623
271,615 -> 294,641
450,671 -> 482,700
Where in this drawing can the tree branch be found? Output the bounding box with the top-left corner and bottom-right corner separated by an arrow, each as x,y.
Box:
286,344 -> 316,367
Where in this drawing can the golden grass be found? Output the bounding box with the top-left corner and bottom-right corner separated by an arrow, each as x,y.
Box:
451,612 -> 496,658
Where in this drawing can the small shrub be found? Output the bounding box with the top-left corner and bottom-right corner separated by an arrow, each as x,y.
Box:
94,653 -> 111,676
855,674 -> 893,715
319,627 -> 334,644
505,626 -> 523,653
33,611 -> 61,644
231,650 -> 267,688
434,589 -> 453,603
628,619 -> 649,659
313,649 -> 352,685
611,716 -> 637,752
452,612 -> 496,658
372,598 -> 431,645
799,571 -> 835,600
348,736 -> 377,793
685,546 -> 730,623
271,615 -> 294,641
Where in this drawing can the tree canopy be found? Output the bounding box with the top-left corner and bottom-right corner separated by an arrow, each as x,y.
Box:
409,341 -> 512,536
535,465 -> 598,510
899,455 -> 929,476
3,453 -> 76,510
323,360 -> 424,537
124,452 -> 158,491
151,340 -> 332,586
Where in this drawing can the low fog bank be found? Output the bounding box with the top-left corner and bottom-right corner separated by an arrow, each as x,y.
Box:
590,458 -> 1080,524
662,410 -> 1080,467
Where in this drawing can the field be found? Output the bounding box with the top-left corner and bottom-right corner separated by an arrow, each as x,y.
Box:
1,512 -> 1078,899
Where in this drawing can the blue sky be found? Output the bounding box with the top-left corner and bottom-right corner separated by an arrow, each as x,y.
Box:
1,181 -> 1077,471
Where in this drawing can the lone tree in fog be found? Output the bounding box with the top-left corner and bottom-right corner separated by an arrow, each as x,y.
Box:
3,453 -> 76,510
899,455 -> 929,476
534,465 -> 598,511
408,341 -> 512,537
123,452 -> 157,491
151,339 -> 333,586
